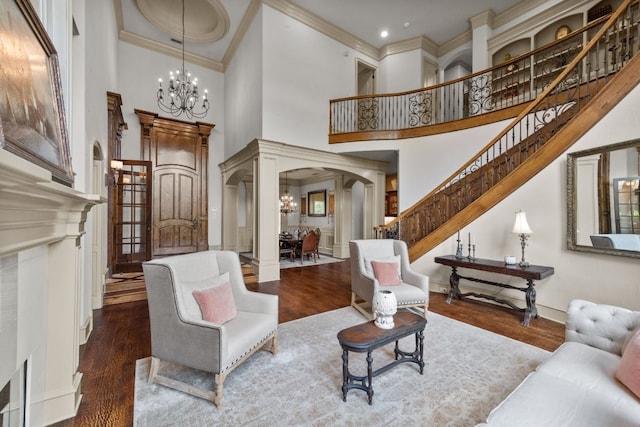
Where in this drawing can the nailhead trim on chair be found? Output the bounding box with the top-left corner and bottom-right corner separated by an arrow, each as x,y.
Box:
399,300 -> 427,305
220,327 -> 278,374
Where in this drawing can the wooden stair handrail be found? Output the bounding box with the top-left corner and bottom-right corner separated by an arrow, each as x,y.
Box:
371,0 -> 640,261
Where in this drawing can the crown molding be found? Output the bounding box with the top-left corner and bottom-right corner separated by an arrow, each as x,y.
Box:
119,30 -> 223,72
378,35 -> 440,59
438,30 -> 472,57
488,0 -> 588,51
222,0 -> 261,70
114,0 -> 124,33
262,0 -> 380,60
493,0 -> 550,29
420,36 -> 439,57
469,9 -> 495,29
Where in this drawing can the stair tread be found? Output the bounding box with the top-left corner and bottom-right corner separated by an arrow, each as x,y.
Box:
105,280 -> 146,292
104,288 -> 147,297
103,292 -> 148,305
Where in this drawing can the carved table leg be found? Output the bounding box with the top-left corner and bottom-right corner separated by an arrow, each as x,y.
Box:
366,350 -> 374,405
341,349 -> 348,401
417,330 -> 425,374
523,279 -> 538,327
446,266 -> 461,304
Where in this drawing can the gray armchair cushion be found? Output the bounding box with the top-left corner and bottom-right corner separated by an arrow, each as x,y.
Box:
143,250 -> 278,374
349,239 -> 429,317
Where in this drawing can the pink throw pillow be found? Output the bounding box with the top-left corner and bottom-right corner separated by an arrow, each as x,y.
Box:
192,281 -> 238,324
371,260 -> 401,286
616,327 -> 640,398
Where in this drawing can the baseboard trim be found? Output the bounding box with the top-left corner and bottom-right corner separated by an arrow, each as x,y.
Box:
79,314 -> 93,345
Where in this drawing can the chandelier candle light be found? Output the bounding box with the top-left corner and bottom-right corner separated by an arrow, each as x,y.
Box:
374,290 -> 397,329
512,210 -> 533,267
157,0 -> 209,119
279,172 -> 297,215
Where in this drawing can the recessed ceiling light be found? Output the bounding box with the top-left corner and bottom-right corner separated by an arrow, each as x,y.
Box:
380,30 -> 389,38
403,22 -> 411,28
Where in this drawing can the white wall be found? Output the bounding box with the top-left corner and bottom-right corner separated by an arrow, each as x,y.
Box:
378,49 -> 423,93
410,83 -> 640,321
261,5 -> 372,151
116,42 -> 226,246
224,7 -> 263,159
117,42 -> 225,160
299,179 -> 335,229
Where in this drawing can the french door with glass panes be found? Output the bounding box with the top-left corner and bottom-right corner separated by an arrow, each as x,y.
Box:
112,160 -> 152,273
613,176 -> 640,234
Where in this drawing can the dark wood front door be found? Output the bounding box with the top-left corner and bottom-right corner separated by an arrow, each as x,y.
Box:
136,109 -> 214,257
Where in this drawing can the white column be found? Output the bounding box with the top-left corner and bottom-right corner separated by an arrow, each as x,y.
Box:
44,236 -> 83,424
469,10 -> 495,72
333,175 -> 352,258
362,172 -> 386,239
253,154 -> 280,282
223,183 -> 239,252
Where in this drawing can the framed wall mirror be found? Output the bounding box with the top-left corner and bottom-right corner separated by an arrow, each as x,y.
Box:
567,138 -> 640,258
308,190 -> 326,217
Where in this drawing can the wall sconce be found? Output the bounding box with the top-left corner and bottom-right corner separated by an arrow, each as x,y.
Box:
110,160 -> 123,186
328,192 -> 335,224
512,210 -> 533,267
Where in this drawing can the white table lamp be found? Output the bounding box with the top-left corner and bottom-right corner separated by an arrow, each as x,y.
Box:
512,211 -> 533,267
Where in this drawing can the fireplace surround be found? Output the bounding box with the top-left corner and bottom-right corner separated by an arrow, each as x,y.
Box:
0,149 -> 100,425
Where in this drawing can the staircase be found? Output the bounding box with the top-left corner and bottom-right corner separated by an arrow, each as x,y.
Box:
374,0 -> 640,261
103,260 -> 258,305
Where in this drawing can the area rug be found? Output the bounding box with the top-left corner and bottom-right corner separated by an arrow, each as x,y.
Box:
133,308 -> 550,426
279,254 -> 344,269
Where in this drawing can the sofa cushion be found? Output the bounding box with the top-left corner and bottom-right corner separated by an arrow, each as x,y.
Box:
390,283 -> 428,304
222,311 -> 278,370
364,255 -> 401,277
622,325 -> 640,354
371,260 -> 401,286
176,272 -> 231,321
617,327 -> 640,398
537,342 -> 622,391
485,370 -> 640,427
192,281 -> 238,324
565,299 -> 640,356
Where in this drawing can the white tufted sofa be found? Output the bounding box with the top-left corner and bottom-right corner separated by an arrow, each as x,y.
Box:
478,299 -> 640,427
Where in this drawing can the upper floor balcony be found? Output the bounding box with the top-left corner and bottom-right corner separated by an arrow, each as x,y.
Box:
329,13 -> 621,144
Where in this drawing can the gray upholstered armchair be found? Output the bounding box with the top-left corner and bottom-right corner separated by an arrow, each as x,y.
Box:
142,250 -> 278,407
349,239 -> 429,319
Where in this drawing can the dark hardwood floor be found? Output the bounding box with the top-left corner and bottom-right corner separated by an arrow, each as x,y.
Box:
54,257 -> 564,426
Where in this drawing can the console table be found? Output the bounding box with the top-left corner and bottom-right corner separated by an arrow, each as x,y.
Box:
434,255 -> 554,326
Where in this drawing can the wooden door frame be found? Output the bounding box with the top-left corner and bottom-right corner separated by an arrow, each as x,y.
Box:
136,109 -> 214,256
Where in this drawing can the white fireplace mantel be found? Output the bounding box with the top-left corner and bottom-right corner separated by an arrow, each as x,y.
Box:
0,149 -> 103,424
0,150 -> 102,256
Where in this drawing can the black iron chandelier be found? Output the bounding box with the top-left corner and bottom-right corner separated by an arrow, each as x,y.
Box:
157,0 -> 209,119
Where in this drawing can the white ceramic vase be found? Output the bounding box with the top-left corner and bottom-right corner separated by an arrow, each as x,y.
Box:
374,289 -> 397,329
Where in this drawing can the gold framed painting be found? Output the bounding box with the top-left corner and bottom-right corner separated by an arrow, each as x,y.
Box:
0,0 -> 74,186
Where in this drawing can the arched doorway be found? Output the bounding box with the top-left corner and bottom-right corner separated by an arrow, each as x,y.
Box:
219,139 -> 388,282
91,142 -> 106,309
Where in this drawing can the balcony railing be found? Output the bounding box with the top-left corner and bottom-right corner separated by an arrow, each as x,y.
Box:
373,0 -> 640,252
330,15 -> 612,139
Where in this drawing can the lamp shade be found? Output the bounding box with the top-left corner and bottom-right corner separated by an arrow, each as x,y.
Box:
512,211 -> 533,234
110,160 -> 123,170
